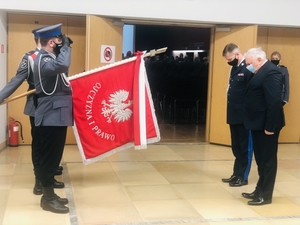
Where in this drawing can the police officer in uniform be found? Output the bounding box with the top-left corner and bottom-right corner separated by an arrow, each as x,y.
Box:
33,24 -> 73,214
221,43 -> 253,187
270,51 -> 290,105
0,27 -> 63,195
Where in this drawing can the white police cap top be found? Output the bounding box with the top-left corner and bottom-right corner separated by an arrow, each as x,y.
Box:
36,23 -> 62,39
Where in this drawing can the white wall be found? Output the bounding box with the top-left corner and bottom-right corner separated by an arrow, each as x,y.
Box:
0,10 -> 7,147
0,0 -> 300,28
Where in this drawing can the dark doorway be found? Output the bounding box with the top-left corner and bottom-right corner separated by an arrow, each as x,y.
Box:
134,25 -> 211,143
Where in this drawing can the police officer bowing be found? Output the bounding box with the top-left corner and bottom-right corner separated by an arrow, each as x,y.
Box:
33,24 -> 73,214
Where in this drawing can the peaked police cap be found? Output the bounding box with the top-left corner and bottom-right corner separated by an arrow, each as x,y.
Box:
36,23 -> 62,39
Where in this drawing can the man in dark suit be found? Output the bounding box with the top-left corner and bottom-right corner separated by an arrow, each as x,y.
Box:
222,43 -> 253,187
242,47 -> 285,206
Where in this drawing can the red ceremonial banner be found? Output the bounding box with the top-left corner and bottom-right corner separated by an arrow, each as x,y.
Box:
70,53 -> 160,164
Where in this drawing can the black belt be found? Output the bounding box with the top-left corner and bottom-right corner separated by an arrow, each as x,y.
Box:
37,91 -> 72,98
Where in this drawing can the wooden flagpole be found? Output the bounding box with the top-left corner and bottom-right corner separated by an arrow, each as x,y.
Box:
0,47 -> 167,105
0,89 -> 36,105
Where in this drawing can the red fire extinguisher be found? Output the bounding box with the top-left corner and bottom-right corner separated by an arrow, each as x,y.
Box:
8,117 -> 24,147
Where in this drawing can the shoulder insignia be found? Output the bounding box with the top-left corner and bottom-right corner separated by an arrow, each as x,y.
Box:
20,58 -> 28,69
43,57 -> 51,62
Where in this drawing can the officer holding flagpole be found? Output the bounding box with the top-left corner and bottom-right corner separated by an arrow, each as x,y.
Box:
0,26 -> 63,195
33,23 -> 73,214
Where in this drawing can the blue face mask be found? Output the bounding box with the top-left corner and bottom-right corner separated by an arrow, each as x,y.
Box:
246,64 -> 256,73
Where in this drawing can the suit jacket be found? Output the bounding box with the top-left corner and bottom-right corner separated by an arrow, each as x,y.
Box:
243,60 -> 285,131
278,65 -> 290,102
227,59 -> 252,124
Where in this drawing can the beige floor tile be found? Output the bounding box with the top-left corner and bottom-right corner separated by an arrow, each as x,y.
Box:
269,218 -> 300,225
278,159 -> 300,169
152,161 -> 210,172
3,206 -> 70,225
76,201 -> 143,224
133,199 -> 203,221
125,185 -> 183,201
275,169 -> 299,182
290,196 -> 300,206
11,174 -> 34,189
170,144 -> 231,160
110,161 -> 160,172
284,169 -> 300,179
115,171 -> 169,185
139,145 -> 185,161
0,189 -> 10,222
249,197 -> 300,217
106,147 -> 147,162
73,185 -> 130,204
0,176 -> 13,190
14,163 -> 34,175
161,171 -> 215,184
6,189 -> 39,207
275,181 -> 300,197
209,221 -> 272,225
0,164 -> 16,176
0,148 -> 20,164
68,163 -> 121,187
188,198 -> 259,219
173,183 -> 236,199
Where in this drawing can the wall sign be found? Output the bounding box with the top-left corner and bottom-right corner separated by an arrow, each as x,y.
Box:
100,45 -> 115,63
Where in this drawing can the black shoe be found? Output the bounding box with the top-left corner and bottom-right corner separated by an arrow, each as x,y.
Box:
33,179 -> 43,195
41,197 -> 69,214
41,194 -> 69,207
55,169 -> 62,176
248,197 -> 272,206
222,175 -> 237,183
229,178 -> 248,187
41,186 -> 69,214
53,179 -> 65,189
242,191 -> 258,199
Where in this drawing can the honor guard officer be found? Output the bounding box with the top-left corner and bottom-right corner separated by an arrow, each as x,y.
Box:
33,23 -> 73,214
0,27 -> 64,196
222,43 -> 253,187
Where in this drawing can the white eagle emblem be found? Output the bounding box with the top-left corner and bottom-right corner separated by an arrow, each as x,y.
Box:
101,90 -> 133,123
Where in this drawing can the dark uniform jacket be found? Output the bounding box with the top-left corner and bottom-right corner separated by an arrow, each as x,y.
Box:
33,46 -> 73,127
0,49 -> 39,117
277,65 -> 290,103
243,60 -> 285,132
227,59 -> 252,124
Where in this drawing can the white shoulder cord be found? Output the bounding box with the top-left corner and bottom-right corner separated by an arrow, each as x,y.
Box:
28,55 -> 34,80
38,54 -> 59,96
60,73 -> 70,87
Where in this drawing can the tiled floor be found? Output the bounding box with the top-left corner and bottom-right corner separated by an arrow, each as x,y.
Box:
0,143 -> 300,225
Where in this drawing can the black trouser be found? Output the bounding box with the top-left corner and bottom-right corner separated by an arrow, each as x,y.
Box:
39,126 -> 67,187
229,124 -> 253,180
30,116 -> 42,179
252,127 -> 281,200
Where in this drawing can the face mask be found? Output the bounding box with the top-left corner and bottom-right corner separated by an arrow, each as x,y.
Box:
246,64 -> 256,73
271,59 -> 280,66
53,42 -> 63,55
227,58 -> 238,67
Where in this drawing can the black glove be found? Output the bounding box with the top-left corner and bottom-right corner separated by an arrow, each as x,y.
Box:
62,35 -> 73,47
